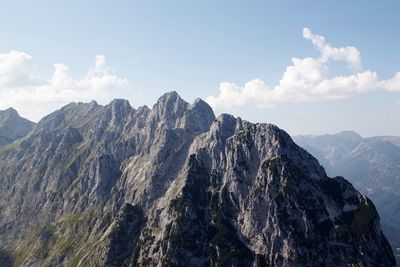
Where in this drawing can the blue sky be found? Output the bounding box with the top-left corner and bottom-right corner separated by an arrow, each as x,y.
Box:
0,0 -> 399,136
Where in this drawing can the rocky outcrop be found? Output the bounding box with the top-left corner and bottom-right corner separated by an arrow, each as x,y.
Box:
0,93 -> 395,266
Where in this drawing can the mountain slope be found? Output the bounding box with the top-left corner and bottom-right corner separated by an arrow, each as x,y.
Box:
0,108 -> 34,147
370,136 -> 400,149
294,131 -> 400,264
0,94 -> 395,266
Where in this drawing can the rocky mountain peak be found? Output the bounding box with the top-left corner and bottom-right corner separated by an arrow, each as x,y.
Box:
2,107 -> 18,116
107,98 -> 132,113
35,101 -> 100,132
153,91 -> 188,119
0,93 -> 396,266
212,113 -> 240,137
183,98 -> 215,133
335,130 -> 363,141
190,98 -> 213,114
0,107 -> 34,147
106,99 -> 133,126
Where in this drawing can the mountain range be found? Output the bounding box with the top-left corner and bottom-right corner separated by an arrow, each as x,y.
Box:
0,92 -> 396,266
294,131 -> 400,264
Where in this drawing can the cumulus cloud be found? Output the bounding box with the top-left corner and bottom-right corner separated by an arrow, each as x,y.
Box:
207,28 -> 400,109
0,50 -> 41,87
0,51 -> 128,120
302,28 -> 362,72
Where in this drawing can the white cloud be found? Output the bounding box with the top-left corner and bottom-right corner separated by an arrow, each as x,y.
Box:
0,50 -> 41,87
207,28 -> 400,110
302,27 -> 362,72
0,51 -> 128,121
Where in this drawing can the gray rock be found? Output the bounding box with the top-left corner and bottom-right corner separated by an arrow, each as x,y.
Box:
0,108 -> 34,147
0,94 -> 395,266
294,131 -> 400,265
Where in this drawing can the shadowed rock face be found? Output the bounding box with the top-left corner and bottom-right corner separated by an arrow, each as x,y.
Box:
294,132 -> 400,265
0,93 -> 396,266
0,108 -> 34,147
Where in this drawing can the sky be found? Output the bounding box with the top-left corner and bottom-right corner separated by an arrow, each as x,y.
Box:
0,0 -> 399,137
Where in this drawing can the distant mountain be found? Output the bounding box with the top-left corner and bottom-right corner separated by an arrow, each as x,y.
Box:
294,131 -> 400,264
0,108 -> 34,147
0,94 -> 395,266
370,135 -> 400,149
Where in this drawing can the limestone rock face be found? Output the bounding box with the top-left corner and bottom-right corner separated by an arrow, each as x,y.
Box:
0,93 -> 395,267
